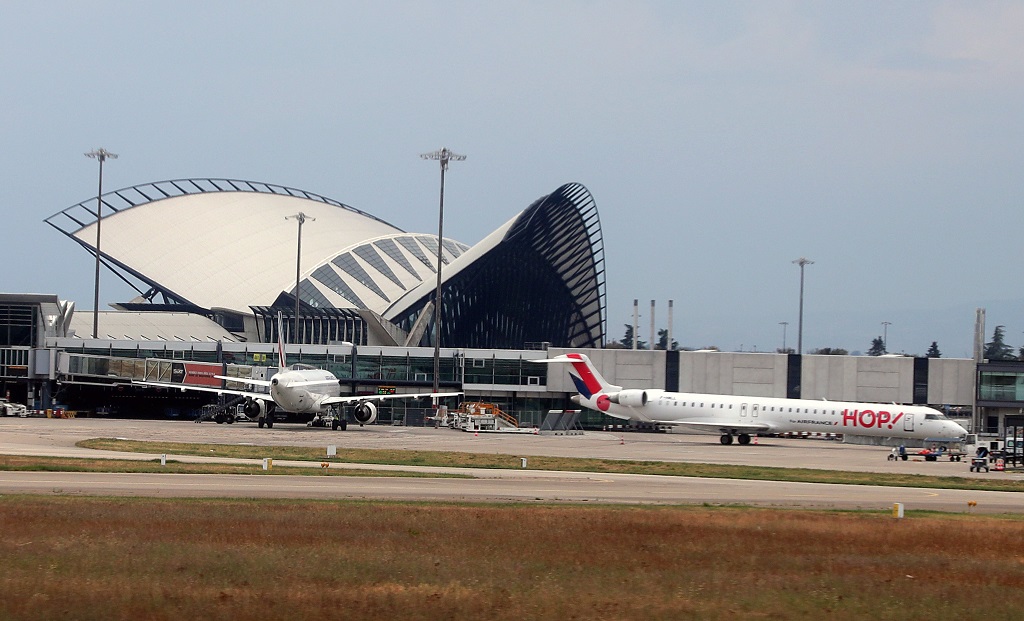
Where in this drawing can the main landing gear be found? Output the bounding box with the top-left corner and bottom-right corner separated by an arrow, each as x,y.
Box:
720,433 -> 752,445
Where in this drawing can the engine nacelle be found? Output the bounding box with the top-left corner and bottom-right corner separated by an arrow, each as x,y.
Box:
243,397 -> 271,418
353,401 -> 378,425
607,389 -> 648,407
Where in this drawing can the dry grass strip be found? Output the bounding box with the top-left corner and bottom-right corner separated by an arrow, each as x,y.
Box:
1,497 -> 1023,620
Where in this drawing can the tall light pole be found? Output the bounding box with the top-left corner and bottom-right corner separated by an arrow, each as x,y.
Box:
792,257 -> 813,354
882,321 -> 892,352
779,321 -> 789,352
285,212 -> 315,344
420,147 -> 466,395
85,148 -> 118,339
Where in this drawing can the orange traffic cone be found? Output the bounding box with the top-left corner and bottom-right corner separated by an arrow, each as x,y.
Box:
753,436 -> 759,445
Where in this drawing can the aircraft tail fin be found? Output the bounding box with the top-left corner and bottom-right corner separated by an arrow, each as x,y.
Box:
534,353 -> 621,398
277,311 -> 287,369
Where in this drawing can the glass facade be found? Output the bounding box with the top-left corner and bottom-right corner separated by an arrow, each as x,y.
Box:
979,369 -> 1024,402
0,304 -> 35,348
393,183 -> 606,350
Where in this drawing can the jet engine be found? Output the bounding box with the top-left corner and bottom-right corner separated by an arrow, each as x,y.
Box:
243,397 -> 270,419
608,389 -> 648,407
353,401 -> 378,425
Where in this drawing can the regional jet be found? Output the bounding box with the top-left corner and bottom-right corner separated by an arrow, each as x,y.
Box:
538,353 -> 967,444
135,317 -> 460,430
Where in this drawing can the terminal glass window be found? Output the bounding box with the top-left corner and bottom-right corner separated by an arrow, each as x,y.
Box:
0,304 -> 36,347
979,370 -> 1024,402
397,237 -> 436,272
465,358 -> 493,385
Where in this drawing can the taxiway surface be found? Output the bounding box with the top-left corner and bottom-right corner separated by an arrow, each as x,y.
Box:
1,417 -> 1021,513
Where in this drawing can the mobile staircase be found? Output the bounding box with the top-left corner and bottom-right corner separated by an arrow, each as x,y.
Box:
449,402 -> 537,434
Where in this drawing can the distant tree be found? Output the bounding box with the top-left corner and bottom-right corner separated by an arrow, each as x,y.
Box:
655,328 -> 679,351
619,324 -> 647,350
1018,346 -> 1024,361
810,347 -> 848,355
984,325 -> 1015,360
867,337 -> 887,356
926,342 -> 942,358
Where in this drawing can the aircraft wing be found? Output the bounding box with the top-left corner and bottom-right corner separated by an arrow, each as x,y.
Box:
320,391 -> 462,406
132,380 -> 269,401
214,375 -> 272,388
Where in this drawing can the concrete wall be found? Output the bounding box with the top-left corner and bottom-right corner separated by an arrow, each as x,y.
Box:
678,352 -> 785,397
802,355 -> 914,403
928,358 -> 975,405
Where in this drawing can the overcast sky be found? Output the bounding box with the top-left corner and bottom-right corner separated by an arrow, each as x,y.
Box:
2,1 -> 1022,358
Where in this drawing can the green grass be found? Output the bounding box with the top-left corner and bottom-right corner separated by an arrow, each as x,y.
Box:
0,454 -> 466,478
75,438 -> 1024,492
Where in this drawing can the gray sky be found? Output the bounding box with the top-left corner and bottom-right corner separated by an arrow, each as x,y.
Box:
2,1 -> 1022,358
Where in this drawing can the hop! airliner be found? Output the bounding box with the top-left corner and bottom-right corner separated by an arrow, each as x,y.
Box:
538,353 -> 967,445
136,315 -> 460,430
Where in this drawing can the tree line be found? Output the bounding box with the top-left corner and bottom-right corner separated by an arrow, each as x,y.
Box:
610,324 -> 946,358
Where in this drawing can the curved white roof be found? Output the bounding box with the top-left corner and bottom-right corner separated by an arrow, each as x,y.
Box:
48,181 -> 437,312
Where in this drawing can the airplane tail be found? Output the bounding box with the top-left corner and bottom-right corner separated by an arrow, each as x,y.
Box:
535,353 -> 621,398
277,311 -> 287,369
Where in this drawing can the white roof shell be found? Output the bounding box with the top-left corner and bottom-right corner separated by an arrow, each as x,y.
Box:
49,181 -> 467,315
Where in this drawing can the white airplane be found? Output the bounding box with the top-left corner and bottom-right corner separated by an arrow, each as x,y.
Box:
135,317 -> 460,430
538,353 -> 967,445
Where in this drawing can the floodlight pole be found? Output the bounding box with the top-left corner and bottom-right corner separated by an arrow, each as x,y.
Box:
882,321 -> 892,352
285,212 -> 315,344
420,147 -> 466,395
779,321 -> 788,352
792,257 -> 813,354
85,148 -> 118,339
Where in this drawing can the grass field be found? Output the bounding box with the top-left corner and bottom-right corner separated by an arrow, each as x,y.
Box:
1,497 -> 1022,621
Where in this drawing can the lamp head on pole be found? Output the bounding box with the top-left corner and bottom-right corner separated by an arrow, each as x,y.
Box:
420,147 -> 466,171
85,148 -> 118,162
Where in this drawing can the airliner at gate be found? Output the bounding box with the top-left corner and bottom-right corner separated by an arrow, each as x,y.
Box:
135,316 -> 460,430
538,353 -> 967,444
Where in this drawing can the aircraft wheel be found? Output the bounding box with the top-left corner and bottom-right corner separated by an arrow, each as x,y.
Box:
258,419 -> 265,429
720,434 -> 733,445
226,417 -> 234,424
266,418 -> 274,429
738,434 -> 751,445
332,419 -> 339,430
341,420 -> 348,431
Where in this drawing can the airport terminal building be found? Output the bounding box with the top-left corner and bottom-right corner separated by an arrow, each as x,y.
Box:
42,179 -> 606,351
0,178 -> 1019,435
